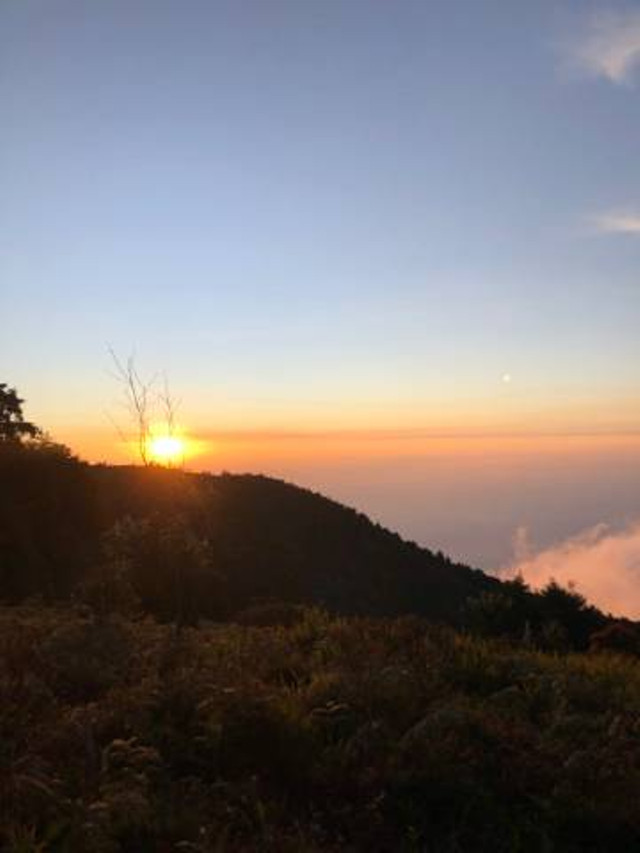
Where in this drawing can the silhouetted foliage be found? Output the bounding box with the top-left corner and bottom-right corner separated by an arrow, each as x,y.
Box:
590,620 -> 640,657
463,575 -> 606,651
538,580 -> 605,650
0,605 -> 639,851
0,383 -> 39,443
102,514 -> 221,625
0,437 -> 91,601
233,600 -> 305,627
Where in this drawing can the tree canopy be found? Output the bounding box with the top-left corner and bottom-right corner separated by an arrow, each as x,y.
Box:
0,383 -> 40,443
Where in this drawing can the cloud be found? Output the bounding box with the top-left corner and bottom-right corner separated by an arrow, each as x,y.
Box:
590,210 -> 640,234
507,521 -> 640,619
571,9 -> 640,84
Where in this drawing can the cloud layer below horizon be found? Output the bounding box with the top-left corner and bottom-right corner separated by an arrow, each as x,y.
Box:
509,521 -> 640,620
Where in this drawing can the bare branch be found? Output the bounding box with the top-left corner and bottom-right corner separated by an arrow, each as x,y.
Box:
107,347 -> 155,465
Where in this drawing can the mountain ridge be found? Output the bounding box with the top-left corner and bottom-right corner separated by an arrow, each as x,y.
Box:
1,445 -> 497,621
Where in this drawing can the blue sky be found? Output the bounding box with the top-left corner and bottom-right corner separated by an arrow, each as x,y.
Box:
2,0 -> 640,436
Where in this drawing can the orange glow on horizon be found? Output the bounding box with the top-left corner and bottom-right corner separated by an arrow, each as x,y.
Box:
64,424 -> 210,467
56,424 -> 640,472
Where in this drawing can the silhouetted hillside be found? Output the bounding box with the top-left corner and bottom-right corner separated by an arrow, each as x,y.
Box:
0,443 -> 496,622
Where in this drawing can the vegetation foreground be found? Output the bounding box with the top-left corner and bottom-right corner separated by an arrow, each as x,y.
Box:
2,604 -> 640,852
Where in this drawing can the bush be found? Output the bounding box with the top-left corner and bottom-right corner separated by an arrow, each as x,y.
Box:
0,604 -> 639,851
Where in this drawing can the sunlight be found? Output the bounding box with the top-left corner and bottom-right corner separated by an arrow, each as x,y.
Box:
148,434 -> 185,465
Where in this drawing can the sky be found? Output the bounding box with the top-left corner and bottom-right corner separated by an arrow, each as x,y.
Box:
2,1 -> 640,603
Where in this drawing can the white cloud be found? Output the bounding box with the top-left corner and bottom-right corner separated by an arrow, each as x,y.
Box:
507,521 -> 640,619
590,210 -> 640,234
571,9 -> 640,84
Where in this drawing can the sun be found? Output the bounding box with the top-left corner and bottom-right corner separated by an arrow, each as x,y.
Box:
148,434 -> 185,466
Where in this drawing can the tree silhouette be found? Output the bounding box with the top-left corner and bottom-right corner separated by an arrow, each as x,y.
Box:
107,349 -> 183,467
0,383 -> 39,443
107,349 -> 155,465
